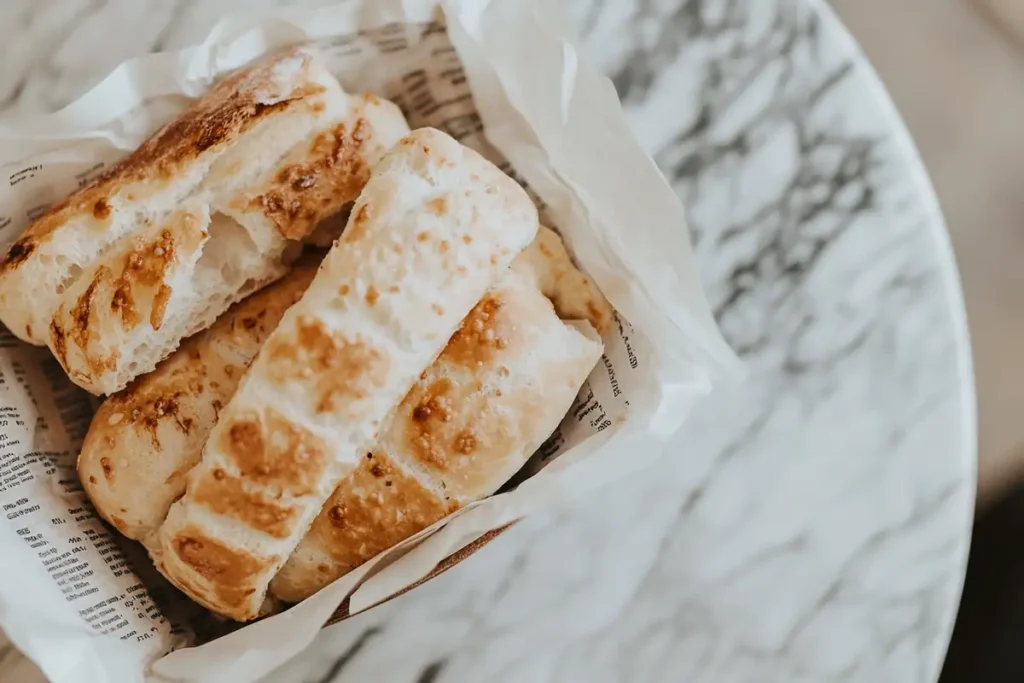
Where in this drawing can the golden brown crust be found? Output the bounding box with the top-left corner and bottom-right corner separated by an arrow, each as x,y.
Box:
272,452 -> 452,601
443,292 -> 512,366
246,119 -> 373,240
110,228 -> 180,329
49,207 -> 208,384
169,526 -> 272,611
191,474 -> 301,539
220,409 -> 330,497
0,47 -> 319,276
394,289 -> 532,477
265,319 -> 389,415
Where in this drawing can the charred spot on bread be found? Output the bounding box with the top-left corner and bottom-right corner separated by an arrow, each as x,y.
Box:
100,457 -> 114,480
92,199 -> 112,220
0,237 -> 36,272
328,504 -> 346,528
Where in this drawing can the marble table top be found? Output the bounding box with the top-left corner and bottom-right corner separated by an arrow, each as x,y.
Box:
0,0 -> 975,681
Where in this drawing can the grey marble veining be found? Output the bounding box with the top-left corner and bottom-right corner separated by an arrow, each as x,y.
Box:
0,0 -> 974,682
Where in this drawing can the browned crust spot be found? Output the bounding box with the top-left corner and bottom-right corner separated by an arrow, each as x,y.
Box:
100,457 -> 114,481
92,199 -> 111,220
266,318 -> 389,414
453,430 -> 478,455
408,379 -> 455,469
192,474 -> 299,539
111,228 -> 178,329
171,528 -> 268,610
426,196 -> 448,215
70,267 -> 106,350
152,284 -> 173,329
105,386 -> 193,449
365,286 -> 379,307
252,118 -> 372,240
443,293 -> 510,366
310,452 -> 450,571
49,317 -> 68,369
220,409 -> 328,496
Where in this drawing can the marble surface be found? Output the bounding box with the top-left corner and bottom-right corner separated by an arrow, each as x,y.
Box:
0,0 -> 975,682
834,0 -> 1024,507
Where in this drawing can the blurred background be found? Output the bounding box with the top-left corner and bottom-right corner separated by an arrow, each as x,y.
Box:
830,0 -> 1024,680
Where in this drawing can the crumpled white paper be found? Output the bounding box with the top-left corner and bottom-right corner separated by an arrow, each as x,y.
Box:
0,1 -> 740,682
